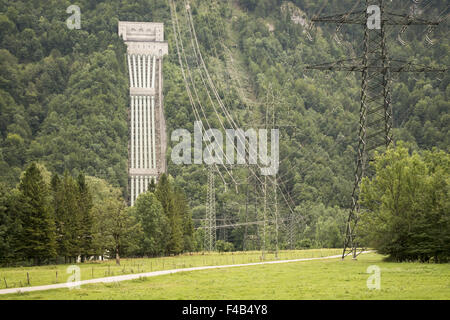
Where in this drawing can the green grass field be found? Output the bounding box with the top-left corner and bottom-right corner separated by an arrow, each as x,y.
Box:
1,251 -> 449,300
0,249 -> 341,289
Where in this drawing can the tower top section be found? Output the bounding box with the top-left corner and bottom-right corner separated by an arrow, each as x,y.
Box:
118,21 -> 168,57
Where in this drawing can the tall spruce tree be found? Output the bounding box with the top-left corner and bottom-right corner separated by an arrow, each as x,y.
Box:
77,173 -> 93,262
50,173 -> 67,260
173,187 -> 195,253
3,188 -> 25,264
61,171 -> 81,263
0,183 -> 12,264
155,174 -> 183,255
17,163 -> 56,264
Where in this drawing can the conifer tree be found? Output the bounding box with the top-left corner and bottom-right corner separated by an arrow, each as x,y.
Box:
155,174 -> 183,255
77,173 -> 93,262
50,173 -> 67,260
61,171 -> 81,263
0,183 -> 12,264
173,187 -> 195,253
18,163 -> 56,264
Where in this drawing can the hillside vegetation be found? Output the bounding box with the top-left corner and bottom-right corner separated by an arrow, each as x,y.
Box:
0,0 -> 448,254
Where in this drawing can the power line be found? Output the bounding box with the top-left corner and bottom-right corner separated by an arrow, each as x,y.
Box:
307,0 -> 448,260
170,0 -> 309,254
183,0 -> 303,219
169,0 -> 235,187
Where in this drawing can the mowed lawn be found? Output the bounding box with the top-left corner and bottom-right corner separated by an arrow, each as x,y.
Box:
2,253 -> 449,300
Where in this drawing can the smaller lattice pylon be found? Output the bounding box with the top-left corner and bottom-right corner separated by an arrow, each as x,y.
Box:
204,165 -> 216,251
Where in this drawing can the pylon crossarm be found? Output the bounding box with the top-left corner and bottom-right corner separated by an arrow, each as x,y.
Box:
384,12 -> 439,26
305,58 -> 363,72
312,10 -> 365,24
312,11 -> 439,26
307,58 -> 448,73
388,60 -> 448,73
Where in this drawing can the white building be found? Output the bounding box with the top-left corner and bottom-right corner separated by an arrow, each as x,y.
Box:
118,22 -> 168,206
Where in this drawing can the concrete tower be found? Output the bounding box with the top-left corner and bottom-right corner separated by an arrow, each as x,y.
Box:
118,22 -> 168,206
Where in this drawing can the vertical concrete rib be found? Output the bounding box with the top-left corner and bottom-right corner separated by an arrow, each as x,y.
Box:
147,55 -> 151,89
130,177 -> 134,206
143,96 -> 148,169
140,55 -> 144,88
139,55 -> 144,88
136,96 -> 140,168
132,55 -> 137,89
152,55 -> 156,88
127,55 -> 133,87
131,96 -> 134,170
151,96 -> 156,169
134,96 -> 139,169
139,96 -> 143,169
142,55 -> 145,88
158,57 -> 165,173
147,96 -> 152,169
142,55 -> 146,88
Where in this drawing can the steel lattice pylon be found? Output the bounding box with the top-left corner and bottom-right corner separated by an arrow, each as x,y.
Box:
307,0 -> 446,259
204,165 -> 216,251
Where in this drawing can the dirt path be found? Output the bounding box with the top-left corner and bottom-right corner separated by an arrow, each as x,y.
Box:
0,251 -> 371,295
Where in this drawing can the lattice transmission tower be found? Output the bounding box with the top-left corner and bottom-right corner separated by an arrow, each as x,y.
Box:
204,165 -> 216,251
306,0 -> 447,259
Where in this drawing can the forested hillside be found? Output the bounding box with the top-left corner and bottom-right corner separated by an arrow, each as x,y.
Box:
0,0 -> 448,252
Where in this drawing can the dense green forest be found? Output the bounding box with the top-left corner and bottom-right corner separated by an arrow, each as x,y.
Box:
0,162 -> 194,265
0,0 -> 448,261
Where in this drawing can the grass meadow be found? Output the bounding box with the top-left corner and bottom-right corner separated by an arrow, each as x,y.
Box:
1,251 -> 449,300
0,249 -> 341,289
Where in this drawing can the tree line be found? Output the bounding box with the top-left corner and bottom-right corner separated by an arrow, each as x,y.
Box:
0,162 -> 195,266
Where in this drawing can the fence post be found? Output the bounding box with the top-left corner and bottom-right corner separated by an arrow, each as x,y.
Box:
27,272 -> 30,285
